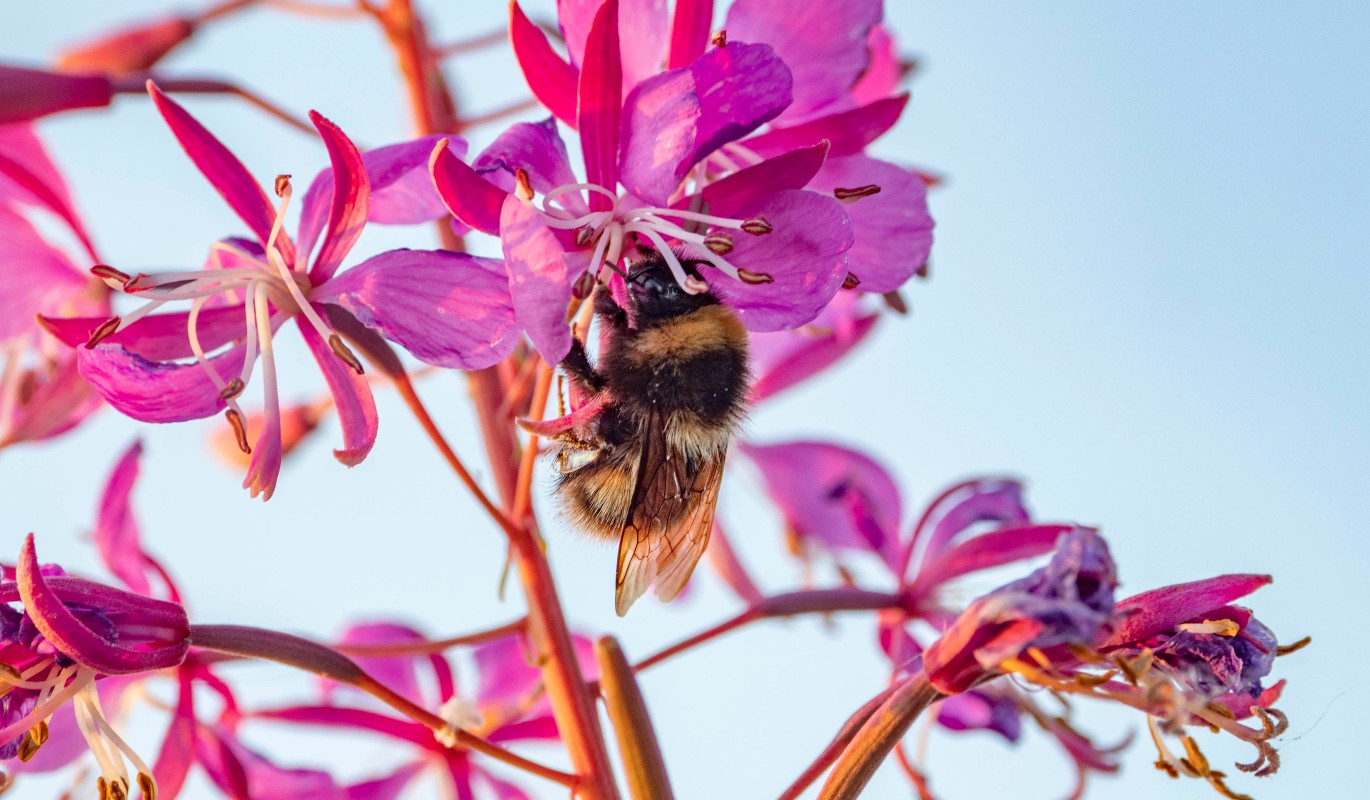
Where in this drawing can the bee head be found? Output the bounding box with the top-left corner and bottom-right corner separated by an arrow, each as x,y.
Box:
624,255 -> 717,323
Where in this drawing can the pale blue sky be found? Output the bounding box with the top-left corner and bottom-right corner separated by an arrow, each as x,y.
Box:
1,2 -> 1365,798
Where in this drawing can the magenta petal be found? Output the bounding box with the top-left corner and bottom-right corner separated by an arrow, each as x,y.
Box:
306,111 -> 370,283
77,343 -> 239,422
850,24 -> 901,105
744,94 -> 908,159
511,2 -> 579,127
740,439 -> 902,566
911,524 -> 1073,596
726,0 -> 881,122
299,317 -> 376,467
43,303 -> 246,361
1103,574 -> 1274,648
199,726 -> 346,800
696,141 -> 829,220
315,249 -> 518,370
476,632 -> 597,710
300,134 -> 451,259
17,535 -> 189,675
620,42 -> 793,206
0,206 -> 88,340
147,83 -> 291,263
702,189 -> 852,331
93,440 -> 155,597
749,292 -> 878,403
242,378 -> 282,501
152,675 -> 197,799
475,118 -> 580,198
344,763 -> 425,800
667,0 -> 713,69
499,196 -> 576,363
578,0 -> 622,209
0,125 -> 97,260
325,622 -> 429,707
0,355 -> 102,446
908,478 -> 1031,570
429,139 -> 507,236
807,155 -> 933,292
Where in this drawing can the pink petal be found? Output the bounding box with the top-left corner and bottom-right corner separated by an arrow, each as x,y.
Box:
510,1 -> 579,126
667,0 -> 714,69
152,674 -> 197,800
93,440 -> 156,597
76,343 -> 241,422
749,292 -> 878,403
241,375 -> 282,501
315,249 -> 519,370
620,42 -> 793,206
499,196 -> 577,363
1103,575 -> 1274,648
475,118 -> 580,199
705,518 -> 763,604
696,140 -> 829,212
0,355 -> 102,446
560,0 -> 665,91
43,303 -> 246,361
907,478 -> 1031,571
299,134 -> 453,260
474,767 -> 535,800
743,94 -> 908,160
429,138 -> 507,236
578,0 -> 622,209
344,762 -> 425,800
0,205 -> 90,340
701,189 -> 852,331
299,317 -> 377,467
910,524 -> 1073,595
807,155 -> 933,293
147,83 -> 292,264
198,726 -> 346,800
306,111 -> 370,283
739,439 -> 902,566
0,124 -> 97,260
324,622 -> 430,707
725,0 -> 881,122
850,24 -> 901,105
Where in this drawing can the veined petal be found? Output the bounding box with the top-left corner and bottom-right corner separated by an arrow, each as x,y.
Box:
726,0 -> 881,122
749,291 -> 878,403
147,82 -> 292,263
315,249 -> 518,370
701,189 -> 852,331
559,0 -> 666,91
1103,574 -> 1274,648
499,196 -> 576,363
307,111 -> 370,283
743,94 -> 907,159
510,1 -> 579,127
475,118 -> 579,198
42,304 -> 247,361
429,139 -> 507,237
578,0 -> 622,210
299,134 -> 452,260
76,343 -> 242,422
620,42 -> 792,206
696,140 -> 829,217
807,155 -> 933,293
299,317 -> 377,467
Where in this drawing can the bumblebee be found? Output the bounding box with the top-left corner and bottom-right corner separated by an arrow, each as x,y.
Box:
542,253 -> 750,615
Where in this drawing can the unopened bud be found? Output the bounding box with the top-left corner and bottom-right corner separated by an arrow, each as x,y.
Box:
328,334 -> 364,375
842,272 -> 862,290
741,216 -> 772,236
84,316 -> 121,348
737,268 -> 772,285
711,30 -> 728,47
703,232 -> 734,255
0,65 -> 114,125
834,184 -> 881,203
218,377 -> 245,402
90,264 -> 132,285
225,409 -> 252,454
274,174 -> 292,197
514,168 -> 534,201
56,16 -> 196,78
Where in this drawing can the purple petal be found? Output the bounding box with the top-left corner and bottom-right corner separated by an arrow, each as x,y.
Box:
620,42 -> 793,206
499,196 -> 577,363
667,0 -> 713,68
560,0 -> 666,91
744,94 -> 908,160
430,138 -> 507,236
476,632 -> 598,719
1103,574 -> 1273,648
510,2 -> 579,126
306,111 -> 370,283
93,441 -> 155,597
147,83 -> 292,264
43,303 -> 246,362
0,205 -> 89,340
578,0 -> 623,209
807,155 -> 933,292
299,134 -> 453,259
475,118 -> 579,198
315,249 -> 518,370
726,0 -> 881,122
77,343 -> 242,422
907,478 -> 1031,573
909,524 -> 1073,597
749,293 -> 878,403
299,317 -> 376,467
936,688 -> 1023,743
700,189 -> 852,331
850,24 -> 901,104
740,440 -> 902,567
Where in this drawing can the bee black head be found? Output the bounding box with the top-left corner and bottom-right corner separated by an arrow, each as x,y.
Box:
623,253 -> 718,323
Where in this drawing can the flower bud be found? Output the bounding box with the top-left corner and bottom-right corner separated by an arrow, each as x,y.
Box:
0,64 -> 114,125
55,16 -> 196,77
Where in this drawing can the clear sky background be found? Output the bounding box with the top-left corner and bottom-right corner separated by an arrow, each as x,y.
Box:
2,1 -> 1366,798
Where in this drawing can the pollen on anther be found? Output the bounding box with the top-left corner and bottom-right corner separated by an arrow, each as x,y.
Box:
703,232 -> 734,255
740,216 -> 772,235
328,334 -> 365,375
842,272 -> 862,290
85,316 -> 122,348
737,268 -> 773,286
91,264 -> 132,285
514,168 -> 534,201
219,377 -> 246,402
137,771 -> 158,800
834,184 -> 882,203
711,29 -> 727,47
274,174 -> 292,197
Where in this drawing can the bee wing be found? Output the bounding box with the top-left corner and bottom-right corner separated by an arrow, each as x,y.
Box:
614,415 -> 726,616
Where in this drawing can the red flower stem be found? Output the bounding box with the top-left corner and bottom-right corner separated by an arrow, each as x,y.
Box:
189,625 -> 578,788
333,617 -> 527,656
376,3 -> 618,797
635,589 -> 903,673
775,685 -> 897,800
817,674 -> 943,800
116,74 -> 315,135
197,0 -> 257,23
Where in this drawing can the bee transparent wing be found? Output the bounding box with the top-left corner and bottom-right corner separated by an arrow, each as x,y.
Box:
614,413 -> 725,616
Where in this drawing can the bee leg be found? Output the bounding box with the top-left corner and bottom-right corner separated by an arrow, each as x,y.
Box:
560,337 -> 605,394
593,287 -> 629,327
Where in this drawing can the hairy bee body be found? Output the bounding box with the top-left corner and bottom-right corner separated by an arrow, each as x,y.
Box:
551,255 -> 750,614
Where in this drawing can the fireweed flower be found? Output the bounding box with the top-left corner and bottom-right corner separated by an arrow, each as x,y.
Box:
0,123 -> 109,449
438,0 -> 852,362
0,534 -> 190,797
45,84 -> 516,499
256,624 -> 597,799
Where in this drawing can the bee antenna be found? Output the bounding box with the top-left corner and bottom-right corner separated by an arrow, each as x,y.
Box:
601,262 -> 628,279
